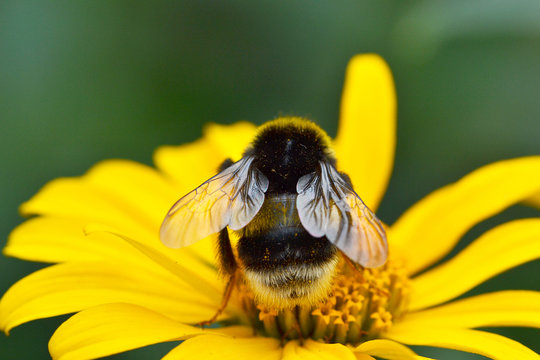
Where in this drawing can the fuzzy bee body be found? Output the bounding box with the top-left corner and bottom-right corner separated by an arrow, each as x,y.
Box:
160,118 -> 388,311
237,193 -> 339,308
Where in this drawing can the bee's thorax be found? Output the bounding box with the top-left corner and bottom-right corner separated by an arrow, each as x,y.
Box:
245,117 -> 335,193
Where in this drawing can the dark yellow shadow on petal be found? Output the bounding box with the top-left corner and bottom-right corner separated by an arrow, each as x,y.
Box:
354,339 -> 434,360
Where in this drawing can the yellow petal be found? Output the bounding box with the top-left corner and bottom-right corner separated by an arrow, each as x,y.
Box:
6,217 -> 221,306
4,217 -> 139,263
19,177 -> 156,242
390,156 -> 540,275
163,334 -> 281,360
16,159 -> 217,267
403,290 -> 540,329
334,54 -> 396,211
153,122 -> 256,191
0,262 -> 219,333
48,303 -> 207,360
83,159 -> 181,233
20,160 -> 175,235
84,224 -> 223,304
282,339 -> 356,360
154,139 -> 219,192
20,160 -> 173,243
385,327 -> 540,360
409,218 -> 540,310
354,339 -> 434,360
202,122 -> 257,162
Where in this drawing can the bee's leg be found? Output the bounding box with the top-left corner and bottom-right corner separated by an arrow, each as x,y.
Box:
216,226 -> 238,276
296,323 -> 304,346
198,267 -> 238,327
198,228 -> 238,327
294,306 -> 305,345
340,250 -> 364,278
279,315 -> 304,345
218,158 -> 234,172
338,171 -> 354,188
197,159 -> 242,327
213,160 -> 237,271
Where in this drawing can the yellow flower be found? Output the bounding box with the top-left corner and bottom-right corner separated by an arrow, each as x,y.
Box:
1,54 -> 540,360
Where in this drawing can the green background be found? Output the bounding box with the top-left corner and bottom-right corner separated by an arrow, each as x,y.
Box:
1,1 -> 539,359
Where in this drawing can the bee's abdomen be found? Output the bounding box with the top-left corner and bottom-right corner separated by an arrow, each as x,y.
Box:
238,227 -> 339,308
238,227 -> 336,270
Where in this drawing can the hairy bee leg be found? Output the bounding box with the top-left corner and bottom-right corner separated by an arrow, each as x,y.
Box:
340,250 -> 365,279
279,307 -> 304,345
218,158 -> 234,172
280,322 -> 304,346
198,270 -> 238,327
216,227 -> 238,275
198,220 -> 238,327
215,159 -> 238,274
294,308 -> 305,346
338,171 -> 354,188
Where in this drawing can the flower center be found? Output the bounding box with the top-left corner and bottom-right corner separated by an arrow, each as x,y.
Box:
236,257 -> 410,345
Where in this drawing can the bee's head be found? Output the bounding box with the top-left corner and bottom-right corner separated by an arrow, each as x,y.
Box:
247,117 -> 335,192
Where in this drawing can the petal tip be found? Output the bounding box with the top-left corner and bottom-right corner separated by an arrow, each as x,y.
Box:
347,54 -> 392,79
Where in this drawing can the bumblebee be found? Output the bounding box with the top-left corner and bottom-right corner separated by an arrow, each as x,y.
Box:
160,117 -> 387,320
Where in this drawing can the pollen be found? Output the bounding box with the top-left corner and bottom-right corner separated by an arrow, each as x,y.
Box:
236,257 -> 410,345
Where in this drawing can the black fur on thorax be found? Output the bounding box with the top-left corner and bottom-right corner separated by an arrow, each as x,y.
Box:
244,120 -> 335,193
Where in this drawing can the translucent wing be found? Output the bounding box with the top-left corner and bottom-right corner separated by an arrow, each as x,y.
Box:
160,156 -> 269,248
297,161 -> 388,267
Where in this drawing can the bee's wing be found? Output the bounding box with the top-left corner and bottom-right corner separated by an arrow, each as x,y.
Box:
160,156 -> 269,248
296,161 -> 388,267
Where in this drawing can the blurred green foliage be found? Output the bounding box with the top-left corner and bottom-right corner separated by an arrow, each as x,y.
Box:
1,1 -> 539,359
